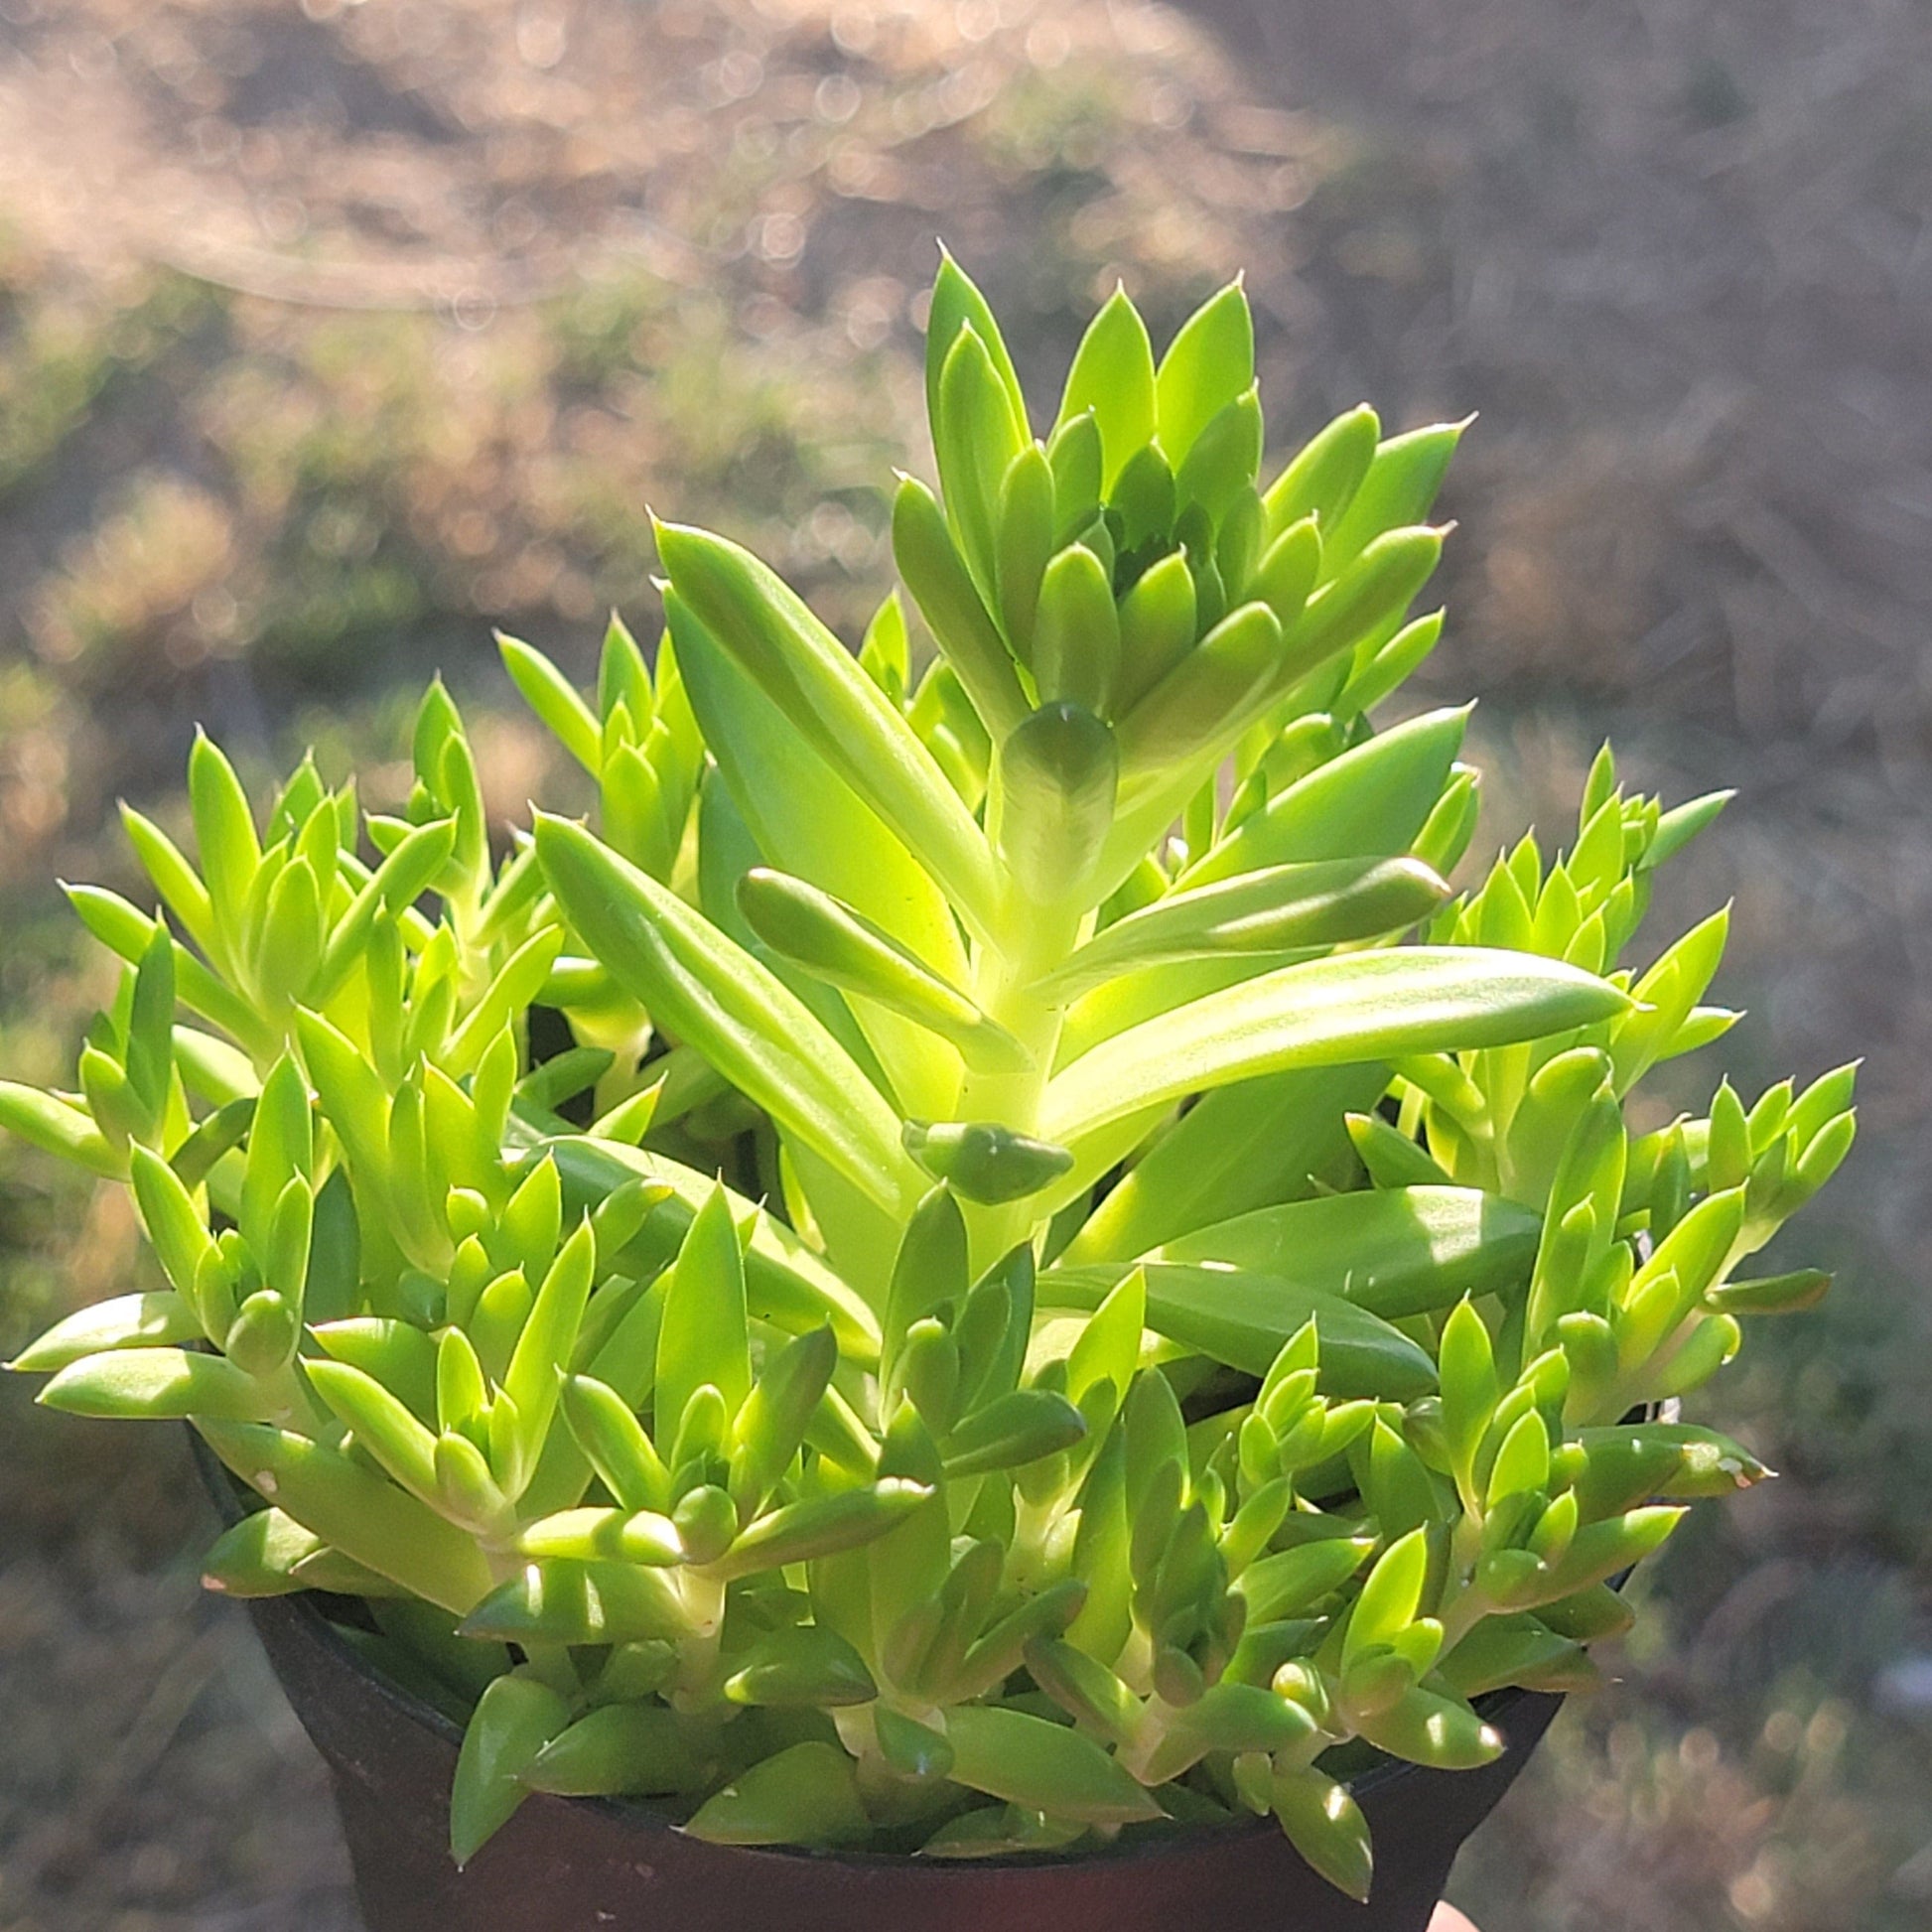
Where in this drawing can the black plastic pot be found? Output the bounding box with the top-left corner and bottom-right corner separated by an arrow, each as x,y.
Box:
197,1440 -> 1560,1932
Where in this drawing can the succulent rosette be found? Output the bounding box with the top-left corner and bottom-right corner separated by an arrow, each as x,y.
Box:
2,255 -> 1853,1898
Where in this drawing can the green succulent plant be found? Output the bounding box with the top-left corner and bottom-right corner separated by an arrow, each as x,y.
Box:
2,255 -> 1856,1898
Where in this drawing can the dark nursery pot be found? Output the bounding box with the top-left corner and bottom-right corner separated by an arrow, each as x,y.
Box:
194,1435 -> 1557,1932
235,1577 -> 1559,1932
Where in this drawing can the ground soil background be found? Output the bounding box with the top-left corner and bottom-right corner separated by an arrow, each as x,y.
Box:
0,3 -> 1929,1928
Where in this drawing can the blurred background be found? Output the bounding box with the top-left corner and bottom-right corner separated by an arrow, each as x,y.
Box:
0,1 -> 1927,1926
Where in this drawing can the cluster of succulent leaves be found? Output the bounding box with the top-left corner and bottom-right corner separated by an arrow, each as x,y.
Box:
1,256 -> 1856,1898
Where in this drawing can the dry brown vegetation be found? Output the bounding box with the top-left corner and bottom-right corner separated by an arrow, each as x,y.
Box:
1,3 -> 1929,1928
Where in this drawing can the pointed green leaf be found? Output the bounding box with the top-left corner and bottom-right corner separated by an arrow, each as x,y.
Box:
1043,857 -> 1448,998
654,529 -> 996,931
990,700 -> 1119,910
198,1420 -> 495,1611
119,802 -> 218,957
1042,949 -> 1626,1145
944,1705 -> 1163,1825
685,1740 -> 870,1847
498,632 -> 602,771
1115,549 -> 1198,713
38,1347 -> 283,1422
503,1214 -> 597,1466
305,1357 -> 441,1503
535,817 -> 918,1213
1262,403 -> 1380,539
1273,1766 -> 1372,1902
188,730 -> 260,954
926,248 -> 1026,448
655,1184 -> 750,1445
993,442 -> 1056,661
729,1323 -> 838,1511
202,1507 -> 337,1598
935,323 -> 1029,602
942,1387 -> 1087,1476
123,926 -> 177,1119
893,473 -> 1028,736
1176,386 -> 1264,521
1284,525 -> 1443,686
1042,1263 -> 1435,1401
1063,1061 -> 1385,1267
1321,419 -> 1467,576
737,867 -> 1023,1073
1355,1685 -> 1502,1771
451,1672 -> 571,1866
0,1080 -> 123,1177
8,1291 -> 204,1373
460,1557 -> 690,1645
1184,705 -> 1469,888
1115,601 -> 1282,790
1056,286 -> 1157,488
1155,281 -> 1254,471
1237,1536 -> 1378,1621
715,1477 -> 933,1578
1033,542 -> 1120,714
724,1624 -> 878,1708
523,1703 -> 703,1798
559,1371 -> 671,1514
1156,1186 -> 1541,1321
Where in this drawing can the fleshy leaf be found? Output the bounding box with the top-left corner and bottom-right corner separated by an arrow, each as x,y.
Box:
1042,948 -> 1628,1145
535,816 -> 919,1214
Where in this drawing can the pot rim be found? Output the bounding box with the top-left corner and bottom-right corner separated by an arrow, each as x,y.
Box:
191,1428 -> 1553,1877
